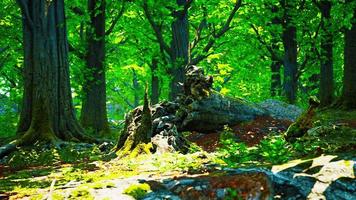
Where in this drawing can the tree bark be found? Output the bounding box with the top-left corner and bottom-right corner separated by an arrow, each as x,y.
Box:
319,0 -> 334,107
80,0 -> 109,134
132,69 -> 140,107
169,0 -> 189,100
281,0 -> 298,104
270,6 -> 282,97
340,3 -> 356,109
12,0 -> 89,149
150,58 -> 160,104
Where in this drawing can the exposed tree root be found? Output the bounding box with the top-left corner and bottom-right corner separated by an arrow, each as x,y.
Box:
0,125 -> 97,159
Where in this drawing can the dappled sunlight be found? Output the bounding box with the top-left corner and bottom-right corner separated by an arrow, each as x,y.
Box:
272,154 -> 355,199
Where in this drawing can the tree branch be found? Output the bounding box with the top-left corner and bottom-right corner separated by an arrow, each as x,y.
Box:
68,42 -> 85,60
183,0 -> 194,15
105,1 -> 126,35
142,0 -> 172,57
250,24 -> 282,62
190,0 -> 242,65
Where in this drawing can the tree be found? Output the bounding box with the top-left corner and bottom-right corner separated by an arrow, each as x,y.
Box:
150,58 -> 160,104
0,0 -> 90,158
281,0 -> 298,104
314,0 -> 333,107
80,0 -> 109,134
143,0 -> 242,100
71,0 -> 125,134
169,0 -> 190,99
340,2 -> 356,109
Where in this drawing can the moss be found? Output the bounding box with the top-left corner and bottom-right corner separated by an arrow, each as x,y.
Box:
117,141 -> 153,158
123,183 -> 151,199
91,181 -> 115,189
70,186 -> 93,200
285,99 -> 319,142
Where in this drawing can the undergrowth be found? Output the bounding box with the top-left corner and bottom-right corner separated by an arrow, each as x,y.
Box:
218,123 -> 356,168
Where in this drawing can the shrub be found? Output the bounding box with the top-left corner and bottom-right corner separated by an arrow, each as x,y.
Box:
257,135 -> 292,164
123,183 -> 151,199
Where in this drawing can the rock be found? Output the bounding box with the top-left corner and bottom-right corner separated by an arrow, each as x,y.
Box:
139,155 -> 355,200
98,142 -> 114,152
229,155 -> 356,200
258,99 -> 303,121
142,172 -> 273,200
143,191 -> 181,200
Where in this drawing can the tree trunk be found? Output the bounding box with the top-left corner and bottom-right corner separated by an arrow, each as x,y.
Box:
169,0 -> 189,100
80,0 -> 109,134
270,6 -> 282,97
319,0 -> 334,107
281,0 -> 298,104
132,69 -> 140,107
271,59 -> 282,97
150,58 -> 159,104
2,0 -> 92,159
340,4 -> 356,109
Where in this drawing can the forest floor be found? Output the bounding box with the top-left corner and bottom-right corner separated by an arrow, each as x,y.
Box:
0,110 -> 355,199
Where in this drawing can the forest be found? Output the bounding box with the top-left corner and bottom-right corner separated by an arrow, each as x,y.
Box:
0,0 -> 355,199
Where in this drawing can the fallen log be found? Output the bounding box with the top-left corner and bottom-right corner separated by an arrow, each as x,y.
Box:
115,65 -> 299,155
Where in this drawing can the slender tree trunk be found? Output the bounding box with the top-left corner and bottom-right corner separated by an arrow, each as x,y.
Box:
132,69 -> 140,107
169,0 -> 189,100
319,0 -> 334,107
16,0 -> 87,143
80,0 -> 109,134
150,58 -> 159,104
281,0 -> 298,104
270,6 -> 282,97
340,4 -> 356,109
271,58 -> 282,96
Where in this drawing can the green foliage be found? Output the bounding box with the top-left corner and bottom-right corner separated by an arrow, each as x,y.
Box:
225,188 -> 243,200
70,186 -> 94,200
123,183 -> 151,199
258,135 -> 292,164
218,128 -> 293,166
4,143 -> 105,170
218,131 -> 255,166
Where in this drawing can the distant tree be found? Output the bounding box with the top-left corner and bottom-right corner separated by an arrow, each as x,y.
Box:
0,0 -> 91,158
150,58 -> 160,104
314,0 -> 334,107
80,0 -> 109,135
143,0 -> 242,100
281,0 -> 298,104
70,0 -> 125,134
340,2 -> 356,109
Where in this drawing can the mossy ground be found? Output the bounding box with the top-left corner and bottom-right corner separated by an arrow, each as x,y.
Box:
0,144 -> 220,200
0,109 -> 354,199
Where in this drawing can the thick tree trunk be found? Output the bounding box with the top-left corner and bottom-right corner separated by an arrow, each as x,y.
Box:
8,0 -> 90,154
80,0 -> 109,134
169,0 -> 189,100
340,4 -> 356,109
281,0 -> 298,104
319,1 -> 334,107
150,58 -> 160,104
